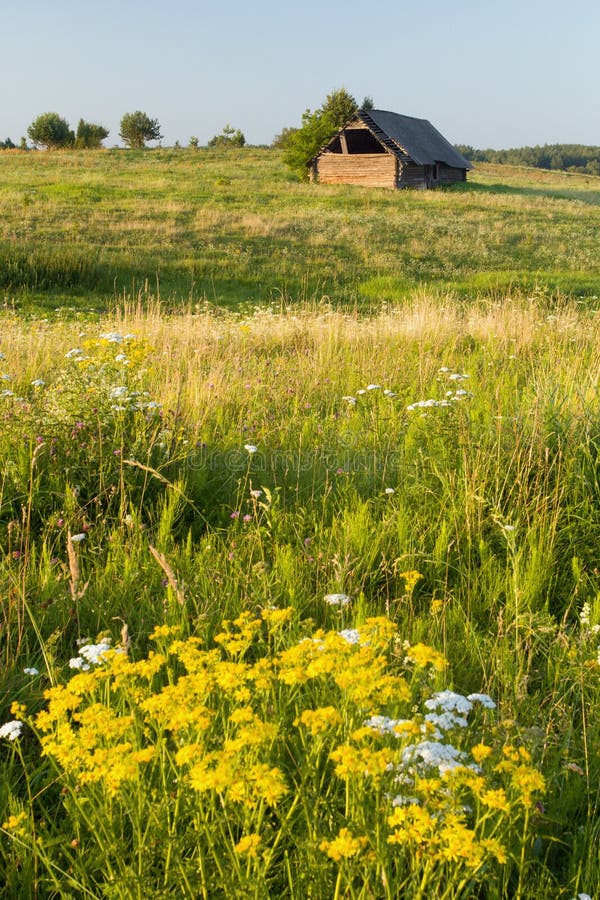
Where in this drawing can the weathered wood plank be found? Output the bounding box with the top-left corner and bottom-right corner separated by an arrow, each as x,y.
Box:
316,153 -> 397,188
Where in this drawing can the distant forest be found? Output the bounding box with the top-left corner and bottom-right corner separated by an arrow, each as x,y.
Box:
455,143 -> 600,175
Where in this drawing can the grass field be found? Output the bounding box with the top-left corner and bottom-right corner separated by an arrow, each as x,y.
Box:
0,149 -> 599,898
1,147 -> 600,312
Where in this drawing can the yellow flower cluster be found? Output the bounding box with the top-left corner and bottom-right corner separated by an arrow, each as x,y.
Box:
319,827 -> 368,862
234,833 -> 262,857
2,811 -> 27,836
277,617 -> 408,710
295,706 -> 342,736
495,745 -> 546,806
28,607 -> 545,890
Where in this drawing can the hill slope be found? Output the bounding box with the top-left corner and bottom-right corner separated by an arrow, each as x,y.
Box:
0,148 -> 599,312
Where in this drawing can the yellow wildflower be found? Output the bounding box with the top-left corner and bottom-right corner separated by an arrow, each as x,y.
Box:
2,811 -> 27,835
481,788 -> 510,812
399,570 -> 423,594
319,827 -> 367,861
234,833 -> 261,857
248,762 -> 288,806
387,805 -> 437,844
296,706 -> 342,736
510,766 -> 546,806
404,642 -> 447,671
438,820 -> 483,868
481,837 -> 508,864
471,742 -> 493,764
149,623 -> 182,641
261,607 -> 293,628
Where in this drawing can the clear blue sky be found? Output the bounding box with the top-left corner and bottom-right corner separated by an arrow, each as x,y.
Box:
2,0 -> 600,149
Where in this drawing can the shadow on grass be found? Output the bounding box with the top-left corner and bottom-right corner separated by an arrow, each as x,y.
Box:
452,180 -> 600,206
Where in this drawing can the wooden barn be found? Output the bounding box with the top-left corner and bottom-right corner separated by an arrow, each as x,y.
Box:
311,109 -> 472,190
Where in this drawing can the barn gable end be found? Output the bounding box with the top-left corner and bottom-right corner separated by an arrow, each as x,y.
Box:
311,110 -> 472,190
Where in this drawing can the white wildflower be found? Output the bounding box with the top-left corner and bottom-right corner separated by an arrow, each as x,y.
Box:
244,444 -> 258,454
580,602 -> 591,626
23,667 -> 39,676
467,693 -> 497,709
250,489 -> 263,499
365,715 -> 411,737
80,638 -> 113,665
338,628 -> 361,645
402,740 -> 465,774
31,379 -> 46,387
425,690 -> 472,715
366,384 -> 381,391
114,354 -> 130,364
109,386 -> 128,399
424,711 -> 469,730
391,794 -> 420,806
0,720 -> 24,741
384,487 -> 395,494
324,593 -> 350,607
448,373 -> 469,381
70,533 -> 86,543
70,637 -> 113,671
342,395 -> 357,405
65,348 -> 84,359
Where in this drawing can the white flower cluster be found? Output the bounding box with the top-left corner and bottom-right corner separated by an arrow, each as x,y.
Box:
324,593 -> 351,608
364,715 -> 414,736
401,690 -> 495,775
342,384 -> 397,406
108,386 -> 161,414
69,637 -> 115,671
65,348 -> 89,362
364,688 -> 496,803
99,332 -> 137,343
406,369 -> 473,412
0,720 -> 24,741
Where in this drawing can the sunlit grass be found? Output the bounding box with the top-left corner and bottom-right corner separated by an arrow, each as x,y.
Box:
0,148 -> 599,311
0,296 -> 599,895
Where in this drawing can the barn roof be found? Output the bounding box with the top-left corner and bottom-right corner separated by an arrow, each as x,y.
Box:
353,109 -> 472,169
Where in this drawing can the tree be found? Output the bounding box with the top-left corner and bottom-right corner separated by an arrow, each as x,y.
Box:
119,111 -> 162,148
75,119 -> 109,149
27,112 -> 74,149
0,137 -> 16,149
271,126 -> 298,149
207,124 -> 246,148
282,88 -> 359,180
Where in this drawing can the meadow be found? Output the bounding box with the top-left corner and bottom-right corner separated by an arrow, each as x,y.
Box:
0,147 -> 600,311
0,149 -> 599,898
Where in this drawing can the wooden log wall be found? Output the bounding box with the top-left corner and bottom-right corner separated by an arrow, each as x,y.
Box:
398,163 -> 426,188
438,165 -> 467,184
316,153 -> 397,188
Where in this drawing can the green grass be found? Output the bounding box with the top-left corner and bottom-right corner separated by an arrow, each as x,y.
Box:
0,298 -> 600,896
1,148 -> 600,312
1,152 -> 600,895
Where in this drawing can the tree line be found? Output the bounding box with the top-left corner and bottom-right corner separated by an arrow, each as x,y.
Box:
455,143 -> 600,175
1,113 -> 247,151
